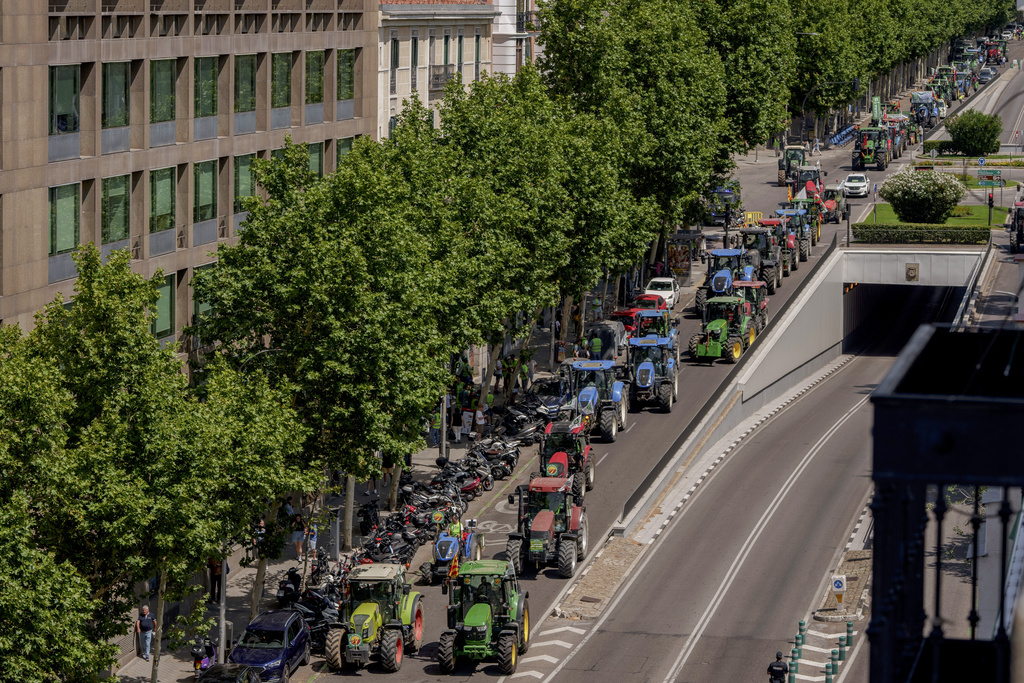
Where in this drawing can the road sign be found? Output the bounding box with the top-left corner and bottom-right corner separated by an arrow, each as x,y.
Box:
979,180 -> 1001,187
979,157 -> 986,165
832,575 -> 847,605
931,149 -> 938,159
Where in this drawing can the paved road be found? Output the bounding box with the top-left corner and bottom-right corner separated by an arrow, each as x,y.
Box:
543,284 -> 960,683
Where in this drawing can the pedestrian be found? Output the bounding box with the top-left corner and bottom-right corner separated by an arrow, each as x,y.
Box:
307,522 -> 318,554
207,558 -> 223,604
283,496 -> 295,517
461,405 -> 474,440
554,316 -> 561,338
253,518 -> 266,558
291,514 -> 307,558
136,605 -> 156,661
528,356 -> 537,385
452,399 -> 463,443
429,408 -> 441,446
494,357 -> 503,393
812,136 -> 821,156
518,361 -> 529,392
382,451 -> 395,491
485,390 -> 495,420
591,294 -> 603,321
590,332 -> 603,360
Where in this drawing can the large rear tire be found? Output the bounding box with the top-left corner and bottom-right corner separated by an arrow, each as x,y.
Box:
520,602 -> 531,653
695,288 -> 707,313
410,603 -> 424,652
799,239 -> 810,261
325,628 -> 346,671
557,539 -> 578,578
585,458 -> 595,491
628,384 -> 640,412
571,471 -> 585,502
380,630 -> 404,673
764,268 -> 777,294
576,516 -> 589,561
725,336 -> 743,364
778,169 -> 786,186
689,334 -> 702,360
506,538 -> 523,576
437,631 -> 457,674
497,632 -> 519,675
657,382 -> 672,413
599,410 -> 617,443
791,251 -> 800,271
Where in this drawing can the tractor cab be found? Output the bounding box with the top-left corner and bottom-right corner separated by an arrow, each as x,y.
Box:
538,420 -> 592,498
707,248 -> 742,297
778,145 -> 807,186
821,184 -> 848,223
792,165 -> 825,196
733,281 -> 768,332
703,297 -> 744,330
635,309 -> 672,338
566,360 -> 626,442
1009,201 -> 1024,253
628,337 -> 671,376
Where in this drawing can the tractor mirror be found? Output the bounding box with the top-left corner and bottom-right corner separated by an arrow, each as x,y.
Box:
672,319 -> 679,326
508,494 -> 516,505
441,582 -> 449,595
466,518 -> 477,529
403,584 -> 411,596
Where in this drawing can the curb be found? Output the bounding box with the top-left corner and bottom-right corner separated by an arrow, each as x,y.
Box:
814,575 -> 871,623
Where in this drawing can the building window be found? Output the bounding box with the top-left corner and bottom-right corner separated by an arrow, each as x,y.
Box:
272,53 -> 291,108
458,35 -> 464,73
102,62 -> 130,129
49,184 -> 80,256
194,160 -> 217,224
338,49 -> 355,100
411,38 -> 419,90
151,59 -> 175,123
150,167 -> 175,233
390,38 -> 399,95
337,137 -> 353,164
444,35 -> 450,65
305,51 -> 324,105
234,54 -> 256,113
234,154 -> 255,213
475,35 -> 481,80
308,142 -> 323,177
101,175 -> 130,244
194,57 -> 218,118
152,274 -> 175,339
49,65 -> 80,135
388,115 -> 398,138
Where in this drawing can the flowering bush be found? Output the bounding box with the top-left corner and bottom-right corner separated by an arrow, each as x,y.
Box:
878,168 -> 966,223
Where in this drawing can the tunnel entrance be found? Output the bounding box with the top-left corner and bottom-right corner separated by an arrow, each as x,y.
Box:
843,284 -> 964,356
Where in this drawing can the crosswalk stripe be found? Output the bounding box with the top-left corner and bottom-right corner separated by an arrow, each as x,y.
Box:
807,629 -> 857,639
795,674 -> 825,682
799,644 -> 834,654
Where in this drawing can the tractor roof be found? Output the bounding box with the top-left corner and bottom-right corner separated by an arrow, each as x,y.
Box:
796,165 -> 820,172
571,360 -> 616,371
757,219 -> 783,227
637,309 -> 669,318
611,308 -> 641,317
348,564 -> 404,581
706,296 -> 744,305
710,248 -> 743,257
824,184 -> 843,192
546,421 -> 583,436
528,476 -> 571,492
739,227 -> 770,234
629,336 -> 672,347
783,145 -> 805,151
457,560 -> 512,577
776,209 -> 807,216
733,280 -> 767,288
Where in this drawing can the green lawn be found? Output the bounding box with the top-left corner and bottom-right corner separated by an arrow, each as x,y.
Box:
870,203 -> 1008,226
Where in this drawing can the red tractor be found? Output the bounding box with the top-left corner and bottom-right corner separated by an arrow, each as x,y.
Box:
534,420 -> 596,502
505,477 -> 588,578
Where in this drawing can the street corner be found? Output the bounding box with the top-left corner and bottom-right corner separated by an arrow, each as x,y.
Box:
813,549 -> 872,622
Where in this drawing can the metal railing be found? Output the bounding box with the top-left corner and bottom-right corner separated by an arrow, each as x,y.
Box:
429,64 -> 456,91
390,68 -> 397,95
516,11 -> 538,33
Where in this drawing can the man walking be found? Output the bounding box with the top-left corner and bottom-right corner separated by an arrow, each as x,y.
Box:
812,136 -> 821,156
136,605 -> 156,661
767,651 -> 789,682
589,332 -> 603,360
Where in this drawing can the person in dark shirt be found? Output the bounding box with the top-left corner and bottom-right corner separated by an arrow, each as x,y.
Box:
767,651 -> 789,682
136,605 -> 156,661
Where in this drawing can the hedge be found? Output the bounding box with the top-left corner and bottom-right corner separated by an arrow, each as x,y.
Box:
851,222 -> 991,244
922,140 -> 958,155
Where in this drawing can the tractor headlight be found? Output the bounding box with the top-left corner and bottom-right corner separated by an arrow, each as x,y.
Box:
469,625 -> 488,640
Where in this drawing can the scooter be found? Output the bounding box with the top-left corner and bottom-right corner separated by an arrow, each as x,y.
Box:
275,567 -> 302,607
190,638 -> 216,678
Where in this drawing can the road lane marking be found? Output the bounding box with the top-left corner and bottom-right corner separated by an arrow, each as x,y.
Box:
521,655 -> 560,664
530,639 -> 573,649
596,452 -> 610,467
660,393 -> 872,682
540,626 -> 586,636
510,672 -> 543,679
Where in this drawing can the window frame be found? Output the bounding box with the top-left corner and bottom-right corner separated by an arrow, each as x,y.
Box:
234,153 -> 255,214
337,49 -> 355,101
271,53 -> 292,108
102,61 -> 131,129
48,183 -> 80,256
193,160 -> 217,224
234,54 -> 256,113
101,175 -> 130,244
150,167 -> 176,234
49,64 -> 81,136
150,59 -> 176,124
305,50 -> 325,105
194,56 -> 218,118
308,142 -> 323,177
151,273 -> 176,340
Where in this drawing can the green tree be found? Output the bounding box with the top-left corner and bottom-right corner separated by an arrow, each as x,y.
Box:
790,0 -> 861,117
946,110 -> 1003,157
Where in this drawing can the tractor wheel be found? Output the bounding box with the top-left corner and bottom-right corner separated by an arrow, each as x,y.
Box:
520,602 -> 531,653
725,336 -> 743,364
747,325 -> 756,348
759,312 -> 767,332
325,628 -> 346,671
672,370 -> 679,400
791,251 -> 800,271
799,239 -> 809,262
619,398 -> 628,431
380,630 -> 404,672
776,265 -> 783,288
695,288 -> 707,313
576,515 -> 589,561
437,631 -> 457,674
586,457 -> 595,490
778,169 -> 786,186
764,269 -> 777,295
657,382 -> 673,413
1011,234 -> 1019,254
506,538 -> 523,576
689,334 -> 701,360
572,470 -> 585,502
557,538 -> 578,578
471,536 -> 484,561
599,409 -> 617,443
497,632 -> 519,675
410,602 -> 424,652
783,256 -> 792,276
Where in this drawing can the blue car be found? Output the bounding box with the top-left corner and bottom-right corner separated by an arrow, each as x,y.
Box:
229,610 -> 310,682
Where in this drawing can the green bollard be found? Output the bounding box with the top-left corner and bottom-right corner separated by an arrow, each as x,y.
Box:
825,663 -> 833,683
799,620 -> 807,636
832,649 -> 839,671
791,649 -> 800,675
847,621 -> 854,648
839,636 -> 847,661
788,672 -> 796,683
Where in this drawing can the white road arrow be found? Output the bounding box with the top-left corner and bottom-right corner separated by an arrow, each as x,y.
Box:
521,654 -> 560,664
530,639 -> 573,649
540,626 -> 586,636
510,671 -> 543,679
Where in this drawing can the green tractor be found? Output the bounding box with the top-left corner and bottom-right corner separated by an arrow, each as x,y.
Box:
324,563 -> 424,673
437,560 -> 531,675
1009,201 -> 1024,253
852,127 -> 890,171
778,145 -> 806,186
689,296 -> 757,364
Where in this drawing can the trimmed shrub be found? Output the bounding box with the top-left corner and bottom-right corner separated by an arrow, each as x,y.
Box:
878,168 -> 966,223
851,222 -> 990,244
945,109 -> 1003,157
922,140 -> 957,155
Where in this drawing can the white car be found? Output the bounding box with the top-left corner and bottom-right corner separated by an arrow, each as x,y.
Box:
644,277 -> 680,309
937,98 -> 948,119
842,173 -> 870,198
1002,31 -> 1013,41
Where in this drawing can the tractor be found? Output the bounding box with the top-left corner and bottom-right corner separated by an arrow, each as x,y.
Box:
632,309 -> 680,361
688,296 -> 757,364
505,477 -> 588,578
695,248 -> 743,312
776,208 -> 811,262
420,518 -> 486,585
853,127 -> 890,171
790,165 -> 826,198
437,560 -> 531,675
626,336 -> 678,413
535,420 -> 595,502
778,145 -> 806,186
737,226 -> 782,294
788,196 -> 824,246
324,563 -> 424,673
821,184 -> 849,223
733,280 -> 769,333
565,360 -> 627,442
884,114 -> 909,157
1008,200 -> 1024,253
763,217 -> 799,278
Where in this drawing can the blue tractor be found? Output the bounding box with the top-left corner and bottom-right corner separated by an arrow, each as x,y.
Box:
420,518 -> 486,584
695,248 -> 743,314
626,337 -> 678,413
566,360 -> 628,443
632,309 -> 680,362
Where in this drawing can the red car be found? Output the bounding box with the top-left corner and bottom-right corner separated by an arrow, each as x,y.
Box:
630,294 -> 668,312
611,308 -> 642,334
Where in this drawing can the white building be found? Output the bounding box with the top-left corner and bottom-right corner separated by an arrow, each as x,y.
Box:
491,0 -> 540,76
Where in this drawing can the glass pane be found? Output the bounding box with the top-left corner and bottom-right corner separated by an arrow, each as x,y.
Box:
194,57 -> 218,118
337,137 -> 353,163
194,160 -> 217,223
102,62 -> 130,129
444,36 -> 450,64
337,50 -> 355,100
151,60 -> 176,123
305,51 -> 324,104
476,36 -> 481,63
193,264 -> 214,320
234,54 -> 256,113
391,39 -> 399,68
234,153 -> 254,213
272,53 -> 291,108
309,142 -> 323,177
49,65 -> 80,135
49,184 -> 80,256
102,175 -> 130,244
150,167 -> 175,233
152,274 -> 175,338
411,39 -> 418,69
458,36 -> 464,66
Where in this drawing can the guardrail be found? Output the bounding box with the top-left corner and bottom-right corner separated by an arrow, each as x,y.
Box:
620,233 -> 840,521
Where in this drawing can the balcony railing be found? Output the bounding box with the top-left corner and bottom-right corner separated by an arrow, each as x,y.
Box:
429,64 -> 456,91
390,68 -> 397,95
516,11 -> 539,33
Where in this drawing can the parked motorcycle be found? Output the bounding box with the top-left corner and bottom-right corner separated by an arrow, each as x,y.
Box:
190,638 -> 216,678
275,567 -> 302,607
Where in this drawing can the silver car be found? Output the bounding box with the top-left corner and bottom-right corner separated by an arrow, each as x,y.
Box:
842,173 -> 869,198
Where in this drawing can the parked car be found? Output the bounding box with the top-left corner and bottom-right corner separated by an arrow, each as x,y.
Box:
1002,31 -> 1013,41
842,174 -> 870,198
229,611 -> 310,683
199,664 -> 264,683
978,67 -> 996,84
644,277 -> 681,309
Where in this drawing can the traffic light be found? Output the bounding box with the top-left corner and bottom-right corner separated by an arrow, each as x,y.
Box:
989,192 -> 994,208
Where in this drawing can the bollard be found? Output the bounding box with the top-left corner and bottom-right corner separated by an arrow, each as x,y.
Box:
799,620 -> 807,636
832,649 -> 839,671
795,634 -> 803,659
825,662 -> 833,683
789,672 -> 796,683
847,621 -> 854,648
791,648 -> 800,675
839,635 -> 847,661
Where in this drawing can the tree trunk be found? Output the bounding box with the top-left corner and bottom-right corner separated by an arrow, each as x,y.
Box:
548,304 -> 557,369
612,275 -> 621,315
559,296 -> 573,346
218,570 -> 227,663
343,475 -> 355,550
600,268 -> 610,320
249,500 -> 281,624
149,568 -> 167,683
388,460 -> 402,511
